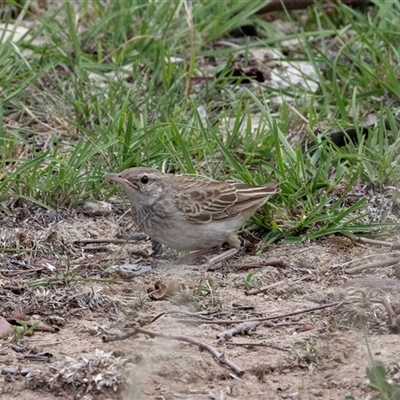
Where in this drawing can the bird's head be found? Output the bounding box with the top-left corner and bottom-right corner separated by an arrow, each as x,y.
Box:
104,167 -> 165,206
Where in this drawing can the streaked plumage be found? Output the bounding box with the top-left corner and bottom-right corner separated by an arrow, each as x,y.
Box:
105,167 -> 279,251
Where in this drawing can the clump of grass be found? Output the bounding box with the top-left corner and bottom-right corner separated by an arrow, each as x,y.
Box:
0,0 -> 399,241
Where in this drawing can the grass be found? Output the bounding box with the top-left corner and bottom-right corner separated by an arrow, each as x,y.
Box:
11,320 -> 39,340
2,2 -> 400,397
1,0 -> 400,240
242,268 -> 262,290
344,338 -> 400,400
365,360 -> 400,400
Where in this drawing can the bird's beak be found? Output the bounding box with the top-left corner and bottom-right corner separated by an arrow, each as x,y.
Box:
104,173 -> 139,190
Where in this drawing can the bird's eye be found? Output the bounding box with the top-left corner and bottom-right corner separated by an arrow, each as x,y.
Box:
140,175 -> 149,184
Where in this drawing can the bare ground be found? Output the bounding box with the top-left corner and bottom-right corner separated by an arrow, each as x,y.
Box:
1,205 -> 400,400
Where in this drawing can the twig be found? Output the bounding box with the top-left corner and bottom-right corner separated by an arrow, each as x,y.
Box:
102,325 -> 244,376
381,297 -> 400,333
1,367 -> 30,376
226,341 -> 291,352
345,256 -> 400,275
82,246 -> 109,252
0,268 -> 44,277
76,236 -> 146,245
245,275 -> 311,296
22,354 -> 53,362
101,35 -> 159,63
343,278 -> 400,291
288,104 -> 309,124
176,302 -> 340,325
265,321 -> 304,328
177,248 -> 239,271
357,237 -> 400,250
206,248 -> 239,270
217,321 -> 260,342
234,258 -> 286,271
150,310 -> 216,324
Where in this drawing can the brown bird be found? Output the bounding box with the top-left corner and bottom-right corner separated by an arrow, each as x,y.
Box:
105,167 -> 279,252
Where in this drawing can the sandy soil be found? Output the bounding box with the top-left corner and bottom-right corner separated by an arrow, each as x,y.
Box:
1,205 -> 400,400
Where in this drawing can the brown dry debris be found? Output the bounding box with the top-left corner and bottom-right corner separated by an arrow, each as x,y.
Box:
25,349 -> 135,396
2,205 -> 400,399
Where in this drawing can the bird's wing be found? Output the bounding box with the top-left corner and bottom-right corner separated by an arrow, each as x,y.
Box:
228,182 -> 279,214
174,179 -> 239,223
174,179 -> 278,224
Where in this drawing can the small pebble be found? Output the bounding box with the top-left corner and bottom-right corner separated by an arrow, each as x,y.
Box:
83,201 -> 112,216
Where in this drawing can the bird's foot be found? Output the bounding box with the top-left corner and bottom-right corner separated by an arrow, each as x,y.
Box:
175,246 -> 239,270
203,247 -> 239,270
174,246 -> 220,265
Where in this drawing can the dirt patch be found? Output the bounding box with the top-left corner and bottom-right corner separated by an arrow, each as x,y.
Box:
1,205 -> 400,399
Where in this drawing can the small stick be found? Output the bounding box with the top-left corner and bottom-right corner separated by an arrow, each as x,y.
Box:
23,354 -> 53,362
176,248 -> 239,270
82,246 -> 109,252
209,248 -> 239,264
381,297 -> 400,333
102,326 -> 244,376
206,248 -> 239,270
234,258 -> 286,271
357,237 -> 400,249
265,321 -> 304,328
226,341 -> 291,352
76,236 -> 146,245
150,310 -> 215,324
0,268 -> 44,277
1,367 -> 30,376
176,302 -> 340,325
345,256 -> 400,275
217,321 -> 260,342
245,275 -> 310,296
357,237 -> 392,247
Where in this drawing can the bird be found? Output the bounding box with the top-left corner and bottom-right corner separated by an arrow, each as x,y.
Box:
104,167 -> 279,253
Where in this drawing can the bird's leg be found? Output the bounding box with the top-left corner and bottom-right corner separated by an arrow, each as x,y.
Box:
205,247 -> 239,270
174,246 -> 220,265
179,247 -> 239,270
225,233 -> 241,249
226,233 -> 255,252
